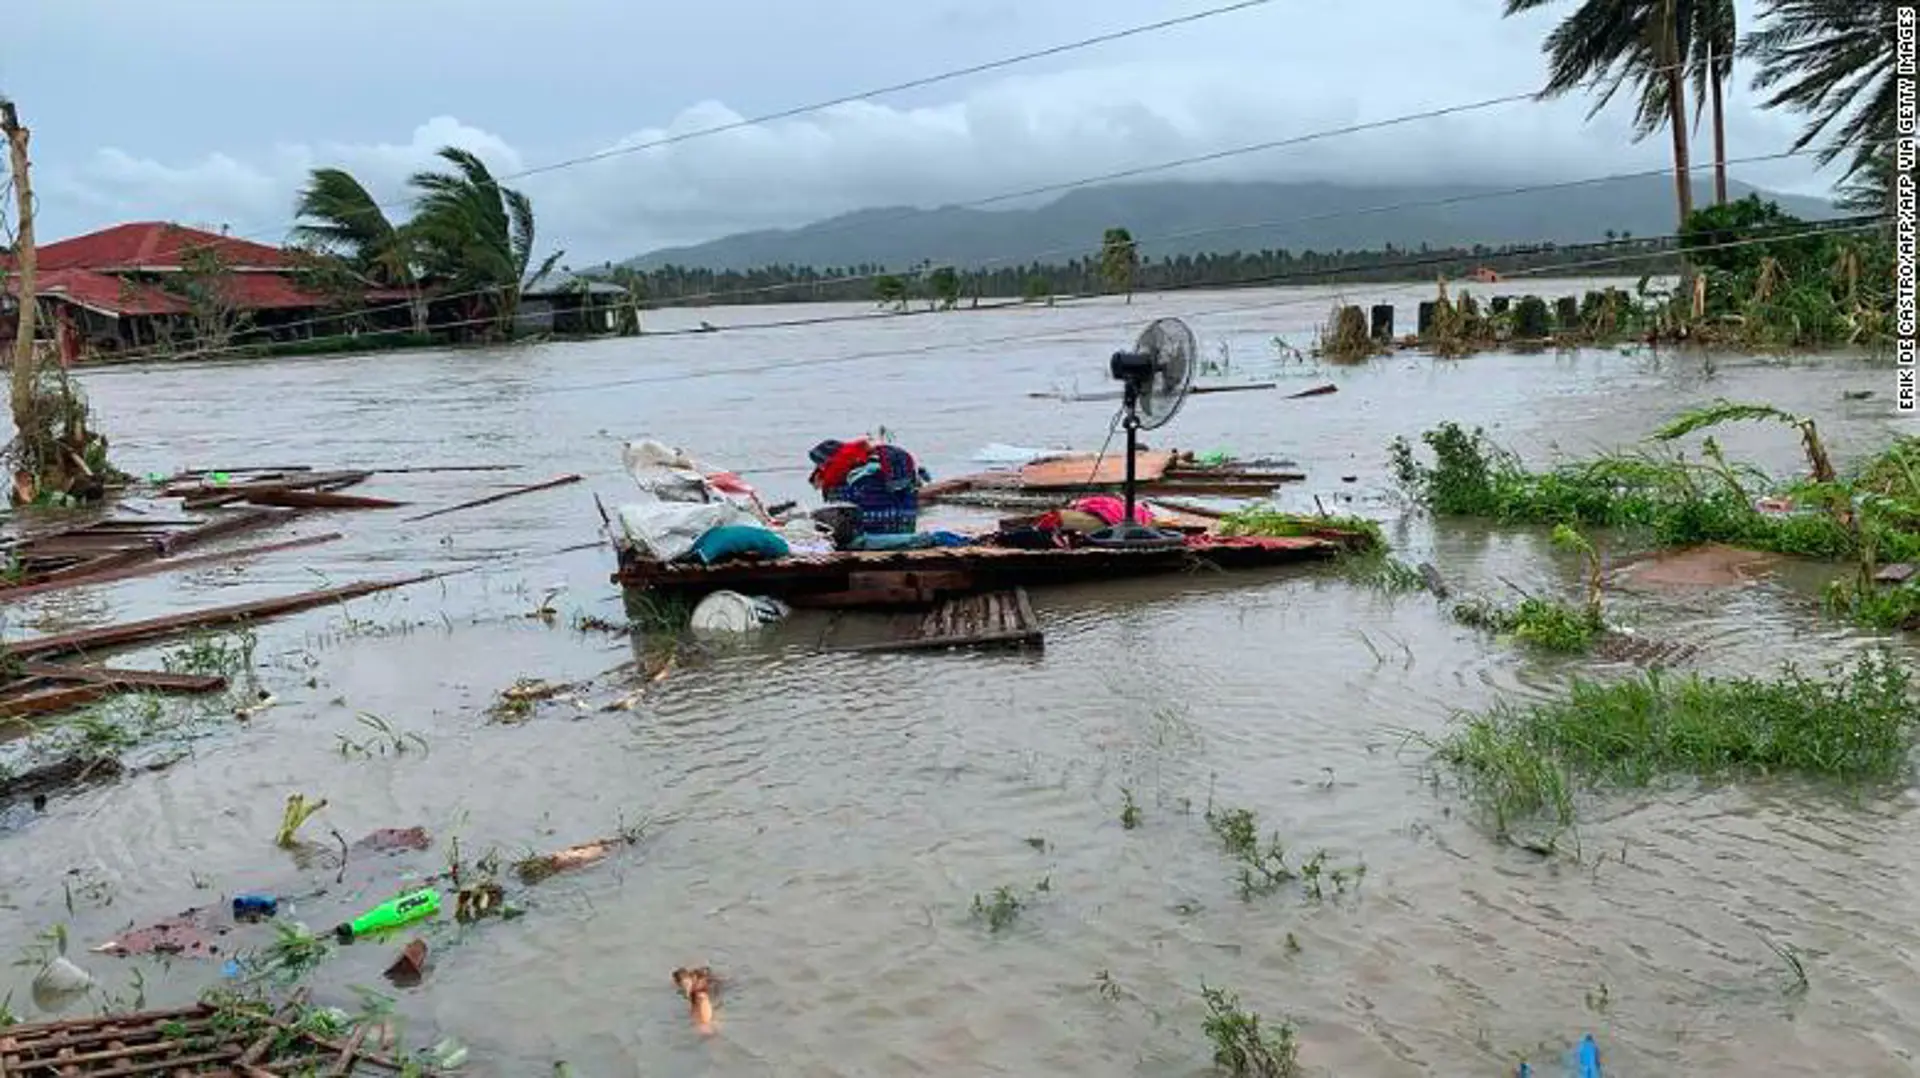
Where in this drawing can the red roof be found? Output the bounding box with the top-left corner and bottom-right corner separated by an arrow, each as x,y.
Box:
28,222 -> 298,273
26,269 -> 187,316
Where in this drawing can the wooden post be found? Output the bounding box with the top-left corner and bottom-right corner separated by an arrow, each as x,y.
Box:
1369,304 -> 1394,341
3,99 -> 36,412
1555,296 -> 1579,329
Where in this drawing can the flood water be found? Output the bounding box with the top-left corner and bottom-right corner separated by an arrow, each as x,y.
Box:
3,281 -> 1919,1075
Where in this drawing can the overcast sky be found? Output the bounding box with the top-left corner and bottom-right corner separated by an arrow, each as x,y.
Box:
8,0 -> 1841,266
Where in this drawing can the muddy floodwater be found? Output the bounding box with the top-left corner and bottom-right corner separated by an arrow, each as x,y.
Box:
4,281 -> 1919,1075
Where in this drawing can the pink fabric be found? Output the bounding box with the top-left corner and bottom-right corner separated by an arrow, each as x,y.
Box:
1071,495 -> 1152,526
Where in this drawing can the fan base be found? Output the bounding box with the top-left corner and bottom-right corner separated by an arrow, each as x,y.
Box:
1083,523 -> 1188,550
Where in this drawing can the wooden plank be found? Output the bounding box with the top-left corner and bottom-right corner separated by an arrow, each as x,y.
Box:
17,663 -> 226,693
4,571 -> 449,661
838,588 -> 1044,653
153,507 -> 295,554
244,490 -> 406,510
0,681 -> 116,718
0,532 -> 344,602
403,473 -> 583,523
178,471 -> 370,510
1020,450 -> 1174,489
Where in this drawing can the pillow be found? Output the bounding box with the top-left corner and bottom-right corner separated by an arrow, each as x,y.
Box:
689,524 -> 792,565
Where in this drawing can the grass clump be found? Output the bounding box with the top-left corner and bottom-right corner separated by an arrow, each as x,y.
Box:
1451,596 -> 1605,654
1433,650 -> 1916,830
1218,507 -> 1383,548
1388,410 -> 1920,574
1200,984 -> 1300,1078
1204,804 -> 1362,902
970,877 -> 1050,933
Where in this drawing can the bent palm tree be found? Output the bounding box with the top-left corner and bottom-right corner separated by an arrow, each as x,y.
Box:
292,168 -> 428,334
1743,0 -> 1896,187
1504,0 -> 1697,228
408,147 -> 563,338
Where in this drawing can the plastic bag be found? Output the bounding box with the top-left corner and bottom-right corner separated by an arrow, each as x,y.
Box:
617,501 -> 753,562
622,439 -> 709,503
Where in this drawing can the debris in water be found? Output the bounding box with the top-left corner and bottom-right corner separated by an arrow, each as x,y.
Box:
231,894 -> 279,922
234,690 -> 277,720
30,955 -> 94,1011
455,881 -> 506,923
93,907 -> 228,959
384,938 -> 430,987
355,826 -> 432,853
515,834 -> 632,884
490,677 -> 575,723
672,966 -> 717,1034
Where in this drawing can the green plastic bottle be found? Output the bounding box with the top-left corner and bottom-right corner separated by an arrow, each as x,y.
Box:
334,888 -> 440,943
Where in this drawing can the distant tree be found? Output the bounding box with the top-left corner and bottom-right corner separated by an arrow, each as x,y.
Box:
166,239 -> 253,353
1098,227 -> 1140,303
1021,274 -> 1053,303
928,265 -> 961,310
873,274 -> 909,311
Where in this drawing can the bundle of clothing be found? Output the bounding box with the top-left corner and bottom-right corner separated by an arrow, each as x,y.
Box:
994,496 -> 1159,550
807,437 -> 931,537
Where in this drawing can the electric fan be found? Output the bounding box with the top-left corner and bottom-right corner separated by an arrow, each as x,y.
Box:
1085,317 -> 1197,550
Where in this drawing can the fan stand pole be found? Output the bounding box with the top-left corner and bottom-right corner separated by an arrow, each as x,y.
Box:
1120,381 -> 1142,527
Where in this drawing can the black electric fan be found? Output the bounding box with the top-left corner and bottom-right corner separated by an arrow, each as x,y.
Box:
1084,318 -> 1198,550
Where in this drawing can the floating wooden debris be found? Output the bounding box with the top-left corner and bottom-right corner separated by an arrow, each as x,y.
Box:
242,489 -> 407,510
0,664 -> 226,719
165,470 -> 372,510
4,571 -> 450,662
0,996 -> 418,1075
841,588 -> 1044,654
0,532 -> 343,603
1594,631 -> 1700,668
515,834 -> 632,884
0,754 -> 124,809
403,473 -> 583,523
921,448 -> 1304,508
0,508 -> 294,593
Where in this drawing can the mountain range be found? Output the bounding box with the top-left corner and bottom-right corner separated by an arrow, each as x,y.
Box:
625,176 -> 1839,273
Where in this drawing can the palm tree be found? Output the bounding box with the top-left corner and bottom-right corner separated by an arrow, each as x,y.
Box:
1690,0 -> 1736,205
1099,227 -> 1140,303
1503,0 -> 1698,227
407,147 -> 562,338
292,168 -> 428,334
1743,0 -> 1896,189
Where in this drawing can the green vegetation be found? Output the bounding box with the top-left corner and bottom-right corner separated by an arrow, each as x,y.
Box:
1217,507 -> 1384,547
1204,804 -> 1363,903
1433,651 -> 1915,831
1389,412 -> 1920,566
971,877 -> 1051,932
1451,595 -> 1606,654
1200,985 -> 1300,1078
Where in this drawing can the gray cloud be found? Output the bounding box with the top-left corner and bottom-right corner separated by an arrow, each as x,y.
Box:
10,0 -> 1846,266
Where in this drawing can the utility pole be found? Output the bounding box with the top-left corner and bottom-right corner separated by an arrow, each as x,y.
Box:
3,97 -> 37,428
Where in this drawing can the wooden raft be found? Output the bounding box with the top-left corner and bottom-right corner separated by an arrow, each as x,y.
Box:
842,588 -> 1044,654
0,508 -> 295,594
0,998 -> 413,1076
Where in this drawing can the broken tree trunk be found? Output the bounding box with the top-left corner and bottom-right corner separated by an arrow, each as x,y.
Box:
4,98 -> 37,430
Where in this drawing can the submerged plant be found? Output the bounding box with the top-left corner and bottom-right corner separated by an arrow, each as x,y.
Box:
1200,985 -> 1300,1078
1431,650 -> 1916,831
971,886 -> 1026,932
1204,805 -> 1361,902
275,793 -> 328,848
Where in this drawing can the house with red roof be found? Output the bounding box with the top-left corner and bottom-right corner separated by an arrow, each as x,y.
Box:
1,221 -> 417,362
